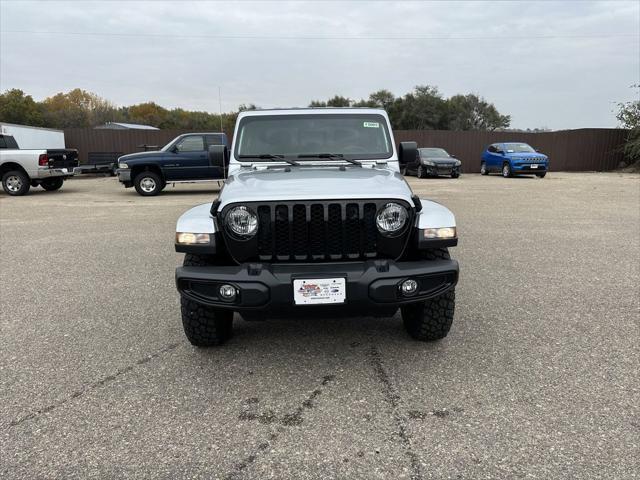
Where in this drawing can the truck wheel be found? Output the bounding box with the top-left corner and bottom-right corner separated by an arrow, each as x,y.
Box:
536,172 -> 547,178
401,290 -> 455,341
2,170 -> 30,196
417,165 -> 427,178
41,177 -> 64,191
480,162 -> 488,175
180,297 -> 233,347
180,253 -> 233,346
134,171 -> 162,196
502,162 -> 513,178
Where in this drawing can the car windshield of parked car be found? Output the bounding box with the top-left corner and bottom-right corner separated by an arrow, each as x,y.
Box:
235,114 -> 393,161
505,143 -> 535,153
420,148 -> 449,158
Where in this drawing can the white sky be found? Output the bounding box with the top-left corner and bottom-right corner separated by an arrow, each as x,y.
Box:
1,0 -> 639,130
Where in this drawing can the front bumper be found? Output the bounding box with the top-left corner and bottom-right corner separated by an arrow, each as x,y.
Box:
176,258 -> 459,312
117,169 -> 132,186
423,164 -> 460,176
513,164 -> 548,173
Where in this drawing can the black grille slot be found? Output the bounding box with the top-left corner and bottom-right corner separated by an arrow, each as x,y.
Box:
363,203 -> 378,256
257,206 -> 272,259
327,204 -> 343,257
223,200 -> 411,263
292,204 -> 308,258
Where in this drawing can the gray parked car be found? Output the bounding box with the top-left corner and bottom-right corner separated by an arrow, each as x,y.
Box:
174,108 -> 460,346
403,147 -> 461,178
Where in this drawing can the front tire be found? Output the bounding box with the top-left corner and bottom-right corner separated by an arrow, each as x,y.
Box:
502,162 -> 513,178
41,177 -> 64,191
536,172 -> 547,178
2,170 -> 30,196
451,171 -> 460,179
180,253 -> 234,347
401,290 -> 455,341
480,162 -> 488,175
134,171 -> 163,196
417,165 -> 427,178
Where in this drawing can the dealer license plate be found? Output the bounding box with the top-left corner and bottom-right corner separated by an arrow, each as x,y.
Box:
293,278 -> 346,305
530,164 -> 539,169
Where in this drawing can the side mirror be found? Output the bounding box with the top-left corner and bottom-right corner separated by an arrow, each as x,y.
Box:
451,154 -> 457,158
398,141 -> 417,166
209,144 -> 229,168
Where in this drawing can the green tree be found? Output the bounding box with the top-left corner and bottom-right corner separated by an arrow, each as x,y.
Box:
446,94 -> 511,131
616,85 -> 640,163
309,95 -> 351,107
0,89 -> 44,126
125,102 -> 169,128
390,85 -> 448,130
41,89 -> 119,128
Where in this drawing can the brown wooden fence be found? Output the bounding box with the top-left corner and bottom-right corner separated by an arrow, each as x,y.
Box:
65,127 -> 628,172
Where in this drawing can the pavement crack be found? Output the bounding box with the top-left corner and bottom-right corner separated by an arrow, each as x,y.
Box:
369,345 -> 422,480
226,373 -> 337,480
7,341 -> 181,429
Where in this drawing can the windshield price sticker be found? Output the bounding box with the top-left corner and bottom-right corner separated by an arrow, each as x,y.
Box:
363,122 -> 380,128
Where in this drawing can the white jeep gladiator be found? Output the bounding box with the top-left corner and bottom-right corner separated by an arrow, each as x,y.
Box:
0,133 -> 78,196
174,108 -> 459,346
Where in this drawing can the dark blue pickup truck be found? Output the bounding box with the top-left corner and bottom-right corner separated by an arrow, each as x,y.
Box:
116,132 -> 229,195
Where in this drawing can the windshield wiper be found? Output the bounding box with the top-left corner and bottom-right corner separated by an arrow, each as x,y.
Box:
239,154 -> 299,166
297,153 -> 362,167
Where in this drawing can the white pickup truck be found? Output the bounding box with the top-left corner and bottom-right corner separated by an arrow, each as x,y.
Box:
0,134 -> 78,196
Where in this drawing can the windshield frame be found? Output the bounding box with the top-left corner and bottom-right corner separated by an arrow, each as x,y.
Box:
233,113 -> 393,162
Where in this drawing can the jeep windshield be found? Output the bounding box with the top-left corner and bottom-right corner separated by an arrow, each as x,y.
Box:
234,113 -> 393,161
505,143 -> 535,153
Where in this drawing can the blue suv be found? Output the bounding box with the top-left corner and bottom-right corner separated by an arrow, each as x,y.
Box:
481,142 -> 548,178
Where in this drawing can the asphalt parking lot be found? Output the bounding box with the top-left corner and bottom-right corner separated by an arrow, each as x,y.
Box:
1,172 -> 639,479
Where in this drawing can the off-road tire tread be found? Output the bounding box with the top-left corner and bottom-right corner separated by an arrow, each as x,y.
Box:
183,253 -> 215,267
401,290 -> 455,341
402,247 -> 454,341
180,297 -> 233,347
180,253 -> 233,347
421,247 -> 451,261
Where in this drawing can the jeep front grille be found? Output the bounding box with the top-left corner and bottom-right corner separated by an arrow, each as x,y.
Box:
221,200 -> 413,263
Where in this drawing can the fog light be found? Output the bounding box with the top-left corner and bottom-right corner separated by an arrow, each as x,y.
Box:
219,284 -> 237,301
400,279 -> 419,296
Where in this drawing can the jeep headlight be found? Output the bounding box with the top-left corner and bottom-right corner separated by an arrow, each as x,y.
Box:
226,206 -> 258,237
118,162 -> 128,169
376,203 -> 408,234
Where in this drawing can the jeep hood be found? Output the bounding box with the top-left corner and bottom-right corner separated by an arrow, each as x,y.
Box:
218,167 -> 414,209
